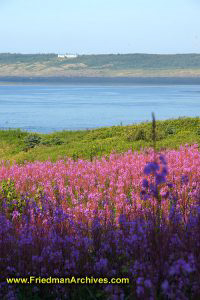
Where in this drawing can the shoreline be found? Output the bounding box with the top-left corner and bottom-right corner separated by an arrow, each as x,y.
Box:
1,76 -> 200,85
0,116 -> 199,134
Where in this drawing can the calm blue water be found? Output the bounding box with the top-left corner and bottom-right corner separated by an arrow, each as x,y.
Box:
0,84 -> 200,133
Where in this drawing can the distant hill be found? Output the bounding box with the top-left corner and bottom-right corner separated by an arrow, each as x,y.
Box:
1,53 -> 200,77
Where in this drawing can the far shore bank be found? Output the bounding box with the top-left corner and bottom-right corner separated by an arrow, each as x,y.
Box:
1,76 -> 200,85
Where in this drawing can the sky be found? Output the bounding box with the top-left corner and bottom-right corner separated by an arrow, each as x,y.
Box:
0,0 -> 200,54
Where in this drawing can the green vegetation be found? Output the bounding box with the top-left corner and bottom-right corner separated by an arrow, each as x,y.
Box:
1,53 -> 200,69
1,53 -> 200,77
0,117 -> 200,164
65,53 -> 200,70
0,53 -> 56,64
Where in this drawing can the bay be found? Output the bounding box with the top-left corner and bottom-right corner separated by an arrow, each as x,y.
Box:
0,84 -> 200,133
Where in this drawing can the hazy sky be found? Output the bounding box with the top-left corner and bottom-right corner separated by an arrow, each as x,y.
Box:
0,0 -> 200,54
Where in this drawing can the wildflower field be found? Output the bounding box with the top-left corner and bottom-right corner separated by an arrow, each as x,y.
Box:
1,143 -> 200,299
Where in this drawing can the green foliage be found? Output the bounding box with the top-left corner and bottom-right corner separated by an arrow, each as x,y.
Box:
0,117 -> 200,164
72,152 -> 79,161
0,128 -> 28,140
23,135 -> 64,151
196,127 -> 200,135
0,178 -> 25,214
2,53 -> 200,71
165,126 -> 176,135
41,137 -> 64,146
1,178 -> 17,201
0,53 -> 56,64
126,126 -> 165,142
55,53 -> 200,70
134,128 -> 146,141
23,134 -> 42,151
84,128 -> 116,140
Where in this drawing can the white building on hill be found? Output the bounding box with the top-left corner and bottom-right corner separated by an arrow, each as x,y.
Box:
58,54 -> 77,59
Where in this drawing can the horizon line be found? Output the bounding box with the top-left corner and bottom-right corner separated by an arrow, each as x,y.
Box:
1,52 -> 200,56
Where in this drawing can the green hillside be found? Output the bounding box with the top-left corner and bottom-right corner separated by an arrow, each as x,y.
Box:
0,117 -> 200,164
60,53 -> 200,69
1,53 -> 200,77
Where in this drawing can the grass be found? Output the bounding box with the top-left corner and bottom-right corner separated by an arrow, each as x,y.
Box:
0,116 -> 200,164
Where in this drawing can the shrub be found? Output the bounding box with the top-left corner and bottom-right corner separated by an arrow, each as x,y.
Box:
50,137 -> 64,145
196,127 -> 200,135
165,126 -> 176,135
126,127 -> 166,142
126,128 -> 147,141
41,137 -> 64,146
23,134 -> 41,151
134,128 -> 146,141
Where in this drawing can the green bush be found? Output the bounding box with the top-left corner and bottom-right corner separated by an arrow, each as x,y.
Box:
154,129 -> 166,141
126,127 -> 147,141
41,137 -> 64,146
165,126 -> 176,135
50,137 -> 64,145
126,126 -> 165,142
23,134 -> 41,151
196,127 -> 200,135
134,128 -> 147,141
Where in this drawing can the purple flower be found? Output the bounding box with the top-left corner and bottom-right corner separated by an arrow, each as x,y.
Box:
119,214 -> 126,225
161,166 -> 168,177
12,210 -> 20,220
142,179 -> 149,188
156,173 -> 166,185
181,175 -> 189,185
136,286 -> 144,296
144,279 -> 152,288
144,162 -> 159,175
159,155 -> 167,165
95,258 -> 108,272
167,183 -> 173,188
140,190 -> 150,201
149,183 -> 158,198
169,258 -> 195,276
161,280 -> 169,292
136,277 -> 144,285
